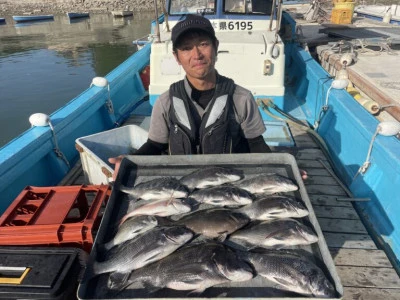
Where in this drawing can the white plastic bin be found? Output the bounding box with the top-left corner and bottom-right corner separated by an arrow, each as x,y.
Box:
75,125 -> 148,184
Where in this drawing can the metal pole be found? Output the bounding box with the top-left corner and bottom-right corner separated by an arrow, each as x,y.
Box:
269,0 -> 277,31
154,0 -> 161,42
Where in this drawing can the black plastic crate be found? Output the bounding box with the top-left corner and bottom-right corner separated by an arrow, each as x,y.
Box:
0,246 -> 86,299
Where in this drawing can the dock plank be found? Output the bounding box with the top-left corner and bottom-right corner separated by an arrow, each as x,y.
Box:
296,148 -> 329,161
294,141 -> 320,148
305,175 -> 340,186
337,266 -> 400,288
309,194 -> 353,207
305,185 -> 348,196
319,218 -> 368,234
303,168 -> 332,176
297,159 -> 330,169
313,205 -> 360,220
324,232 -> 377,249
343,287 -> 400,300
330,249 -> 393,268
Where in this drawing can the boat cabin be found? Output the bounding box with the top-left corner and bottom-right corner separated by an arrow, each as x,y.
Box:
149,0 -> 285,108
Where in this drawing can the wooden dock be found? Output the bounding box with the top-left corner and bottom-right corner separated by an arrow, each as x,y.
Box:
63,115 -> 400,300
286,124 -> 400,300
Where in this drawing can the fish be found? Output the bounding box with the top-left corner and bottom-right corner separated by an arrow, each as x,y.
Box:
189,185 -> 253,207
84,226 -> 193,281
119,177 -> 189,200
236,173 -> 298,195
174,208 -> 250,240
100,215 -> 158,252
119,198 -> 192,226
179,166 -> 244,191
236,195 -> 309,220
108,242 -> 254,293
227,218 -> 318,249
243,250 -> 336,298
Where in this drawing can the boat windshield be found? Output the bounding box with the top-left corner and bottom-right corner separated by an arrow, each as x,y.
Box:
224,0 -> 271,14
169,0 -> 216,15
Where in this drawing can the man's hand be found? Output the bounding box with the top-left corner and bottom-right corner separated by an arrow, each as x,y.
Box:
108,155 -> 125,181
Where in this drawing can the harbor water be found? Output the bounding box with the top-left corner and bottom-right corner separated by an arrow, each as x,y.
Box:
0,13 -> 153,147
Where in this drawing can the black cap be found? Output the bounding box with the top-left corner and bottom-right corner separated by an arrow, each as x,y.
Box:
171,14 -> 215,47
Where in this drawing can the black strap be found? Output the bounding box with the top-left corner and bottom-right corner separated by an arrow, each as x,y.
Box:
133,139 -> 168,155
247,135 -> 271,153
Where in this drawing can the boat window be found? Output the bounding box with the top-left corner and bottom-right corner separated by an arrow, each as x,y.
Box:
224,0 -> 272,14
169,0 -> 216,15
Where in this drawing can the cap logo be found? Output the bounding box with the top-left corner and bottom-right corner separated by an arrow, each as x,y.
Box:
177,19 -> 209,30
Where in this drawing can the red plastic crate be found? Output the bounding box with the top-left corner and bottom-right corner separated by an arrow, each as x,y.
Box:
0,185 -> 110,252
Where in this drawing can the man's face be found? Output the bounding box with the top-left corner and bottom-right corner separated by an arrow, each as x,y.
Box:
173,32 -> 218,82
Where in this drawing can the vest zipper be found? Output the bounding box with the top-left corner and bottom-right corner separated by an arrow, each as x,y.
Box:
170,123 -> 193,154
202,122 -> 225,152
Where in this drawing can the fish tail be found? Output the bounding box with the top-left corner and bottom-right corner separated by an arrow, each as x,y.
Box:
119,185 -> 137,195
108,271 -> 132,292
119,211 -> 136,226
97,240 -> 113,254
81,260 -> 98,283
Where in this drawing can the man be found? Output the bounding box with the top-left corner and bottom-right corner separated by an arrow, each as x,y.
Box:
109,14 -> 271,178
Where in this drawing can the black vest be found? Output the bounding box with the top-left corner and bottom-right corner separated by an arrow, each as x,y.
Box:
168,75 -> 248,154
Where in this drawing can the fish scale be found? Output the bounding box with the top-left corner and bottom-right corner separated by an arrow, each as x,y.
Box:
119,198 -> 192,225
245,251 -> 336,298
228,218 -> 318,249
173,208 -> 250,239
87,226 -> 194,279
236,173 -> 298,195
189,185 -> 253,207
119,177 -> 189,200
179,166 -> 244,190
108,242 -> 254,293
101,215 -> 158,251
236,195 -> 309,220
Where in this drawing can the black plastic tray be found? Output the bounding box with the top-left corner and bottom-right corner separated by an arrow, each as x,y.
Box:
0,246 -> 85,300
78,153 -> 343,300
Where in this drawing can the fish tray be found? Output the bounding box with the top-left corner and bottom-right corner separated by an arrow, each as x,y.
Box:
78,153 -> 343,300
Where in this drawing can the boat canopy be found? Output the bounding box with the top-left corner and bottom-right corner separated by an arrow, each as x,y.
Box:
168,0 -> 273,19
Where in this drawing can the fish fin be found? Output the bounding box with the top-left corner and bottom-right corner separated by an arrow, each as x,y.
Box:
216,232 -> 228,242
271,275 -> 295,288
142,281 -> 161,294
97,240 -> 113,254
107,271 -> 131,290
119,184 -> 136,195
223,239 -> 253,251
187,287 -> 206,295
225,205 -> 239,209
81,259 -> 99,283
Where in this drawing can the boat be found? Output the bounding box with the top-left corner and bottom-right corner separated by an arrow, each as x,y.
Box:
355,4 -> 400,25
66,12 -> 90,19
12,15 -> 54,23
1,0 -> 400,298
111,10 -> 133,17
0,17 -> 5,24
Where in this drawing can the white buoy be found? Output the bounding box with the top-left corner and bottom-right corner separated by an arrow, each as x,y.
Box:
377,121 -> 400,136
29,113 -> 50,127
91,77 -> 109,87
